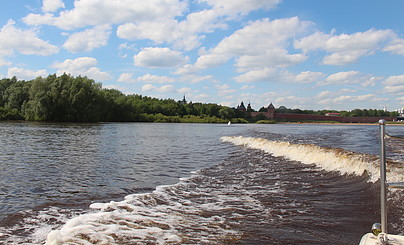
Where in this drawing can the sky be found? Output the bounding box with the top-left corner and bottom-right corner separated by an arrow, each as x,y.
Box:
0,0 -> 404,111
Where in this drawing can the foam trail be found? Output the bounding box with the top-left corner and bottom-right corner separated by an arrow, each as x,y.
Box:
221,136 -> 404,183
45,181 -> 241,245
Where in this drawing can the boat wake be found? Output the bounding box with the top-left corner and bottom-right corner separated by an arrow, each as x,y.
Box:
221,136 -> 404,183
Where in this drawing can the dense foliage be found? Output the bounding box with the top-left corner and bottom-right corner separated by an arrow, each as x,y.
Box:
0,74 -> 397,123
0,74 -> 237,122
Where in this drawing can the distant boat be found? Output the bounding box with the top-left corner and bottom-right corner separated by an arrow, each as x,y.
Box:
227,121 -> 231,125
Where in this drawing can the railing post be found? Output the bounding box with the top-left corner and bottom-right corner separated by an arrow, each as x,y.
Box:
379,119 -> 387,234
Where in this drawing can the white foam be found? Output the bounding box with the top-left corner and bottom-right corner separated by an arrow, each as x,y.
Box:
45,180 -> 242,244
221,136 -> 404,183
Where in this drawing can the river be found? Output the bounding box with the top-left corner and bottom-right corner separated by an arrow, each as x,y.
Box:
0,122 -> 403,244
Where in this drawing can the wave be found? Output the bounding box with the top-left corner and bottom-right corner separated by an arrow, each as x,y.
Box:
221,136 -> 404,183
44,176 -> 243,245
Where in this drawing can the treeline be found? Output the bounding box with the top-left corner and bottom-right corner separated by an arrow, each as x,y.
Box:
0,74 -> 243,123
0,74 -> 397,123
274,106 -> 397,118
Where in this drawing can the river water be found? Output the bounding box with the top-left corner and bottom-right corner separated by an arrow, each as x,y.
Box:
0,122 -> 403,244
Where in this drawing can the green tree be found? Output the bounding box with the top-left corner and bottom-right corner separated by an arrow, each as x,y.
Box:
218,107 -> 235,120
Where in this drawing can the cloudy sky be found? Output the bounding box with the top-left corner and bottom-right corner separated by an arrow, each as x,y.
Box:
1,0 -> 404,111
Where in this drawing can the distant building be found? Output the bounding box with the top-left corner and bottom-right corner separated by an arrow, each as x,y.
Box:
237,101 -> 246,111
237,102 -> 396,123
247,102 -> 252,111
238,102 -> 275,119
180,95 -> 187,104
398,106 -> 404,120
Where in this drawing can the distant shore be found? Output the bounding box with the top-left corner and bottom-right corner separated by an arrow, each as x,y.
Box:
278,121 -> 404,126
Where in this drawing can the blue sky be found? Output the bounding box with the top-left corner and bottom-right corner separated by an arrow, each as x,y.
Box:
1,0 -> 404,111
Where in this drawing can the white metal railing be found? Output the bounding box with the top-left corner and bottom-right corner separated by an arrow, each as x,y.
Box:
378,119 -> 404,234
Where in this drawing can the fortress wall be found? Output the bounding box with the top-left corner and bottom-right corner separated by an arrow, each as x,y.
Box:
249,111 -> 396,123
274,113 -> 396,123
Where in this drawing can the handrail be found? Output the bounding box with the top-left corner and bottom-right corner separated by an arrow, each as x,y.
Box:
379,119 -> 388,234
378,119 -> 404,234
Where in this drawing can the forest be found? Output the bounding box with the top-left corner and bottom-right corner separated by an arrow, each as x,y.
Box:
0,74 -> 398,123
0,74 -> 241,123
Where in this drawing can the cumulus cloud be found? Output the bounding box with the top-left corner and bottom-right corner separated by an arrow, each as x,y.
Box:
295,29 -> 395,65
383,38 -> 404,56
332,94 -> 385,104
234,67 -> 277,83
117,73 -> 137,83
200,0 -> 281,16
213,17 -> 309,57
383,75 -> 404,95
24,0 -> 187,30
51,57 -> 112,81
185,17 -> 310,77
215,84 -> 236,96
234,68 -> 324,84
241,85 -> 255,90
0,20 -> 59,56
134,47 -> 189,68
318,71 -> 360,86
118,73 -> 175,84
294,71 -> 325,84
0,58 -> 11,66
42,0 -> 65,12
115,0 -> 281,50
141,84 -> 176,93
63,25 -> 112,53
7,67 -> 48,80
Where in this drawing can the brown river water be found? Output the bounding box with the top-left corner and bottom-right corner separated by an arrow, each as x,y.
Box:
0,122 -> 403,244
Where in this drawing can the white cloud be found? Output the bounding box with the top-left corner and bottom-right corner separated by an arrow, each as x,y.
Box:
215,84 -> 235,96
0,20 -> 59,56
396,97 -> 404,105
200,0 -> 281,16
295,29 -> 395,65
194,54 -> 228,69
318,71 -> 360,86
188,17 -> 310,77
234,67 -> 277,83
115,0 -> 281,51
136,73 -> 175,84
332,94 -> 384,104
51,57 -> 112,81
235,68 -> 324,84
117,73 -> 137,83
383,75 -> 404,95
141,84 -> 157,92
63,25 -> 112,53
7,67 -> 48,80
361,76 -> 382,87
24,0 -> 187,30
241,85 -> 255,90
0,58 -> 11,66
294,71 -> 324,84
117,21 -> 176,43
384,74 -> 404,86
177,74 -> 214,84
141,84 -> 176,93
383,38 -> 404,56
42,0 -> 65,12
134,47 -> 189,68
192,93 -> 210,101
235,50 -> 307,72
213,17 -> 309,57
